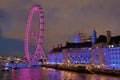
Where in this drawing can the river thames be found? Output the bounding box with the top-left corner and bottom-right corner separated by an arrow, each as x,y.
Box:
0,67 -> 120,80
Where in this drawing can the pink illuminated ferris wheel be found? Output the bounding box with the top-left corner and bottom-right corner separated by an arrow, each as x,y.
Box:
24,4 -> 46,61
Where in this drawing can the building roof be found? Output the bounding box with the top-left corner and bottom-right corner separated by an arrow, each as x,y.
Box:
50,47 -> 62,53
95,35 -> 120,46
50,42 -> 92,53
95,35 -> 107,43
109,36 -> 120,45
64,42 -> 92,48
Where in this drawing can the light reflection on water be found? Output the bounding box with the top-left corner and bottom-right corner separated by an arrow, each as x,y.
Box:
0,67 -> 119,80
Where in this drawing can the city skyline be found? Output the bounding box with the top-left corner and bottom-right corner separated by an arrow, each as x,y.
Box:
0,0 -> 120,56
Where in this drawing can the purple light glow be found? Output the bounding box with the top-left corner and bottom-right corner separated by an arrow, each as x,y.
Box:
24,4 -> 46,61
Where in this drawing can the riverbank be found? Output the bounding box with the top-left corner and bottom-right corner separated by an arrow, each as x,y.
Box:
42,63 -> 91,73
41,63 -> 120,77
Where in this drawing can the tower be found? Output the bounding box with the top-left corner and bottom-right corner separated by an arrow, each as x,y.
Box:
73,33 -> 80,43
92,29 -> 97,45
106,31 -> 111,44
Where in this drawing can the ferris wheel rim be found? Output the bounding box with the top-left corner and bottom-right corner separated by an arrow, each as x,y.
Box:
24,4 -> 44,61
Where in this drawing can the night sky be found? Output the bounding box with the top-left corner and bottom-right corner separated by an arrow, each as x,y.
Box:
0,0 -> 120,56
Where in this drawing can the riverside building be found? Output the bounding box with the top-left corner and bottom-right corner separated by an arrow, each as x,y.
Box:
48,30 -> 120,70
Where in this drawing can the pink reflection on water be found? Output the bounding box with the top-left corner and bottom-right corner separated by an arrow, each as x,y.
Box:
1,68 -> 120,80
11,69 -> 15,80
17,68 -> 43,80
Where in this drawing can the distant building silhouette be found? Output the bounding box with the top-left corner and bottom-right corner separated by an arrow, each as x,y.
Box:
73,33 -> 90,43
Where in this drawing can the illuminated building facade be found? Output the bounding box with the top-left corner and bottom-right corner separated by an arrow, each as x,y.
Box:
48,30 -> 120,70
48,52 -> 66,64
107,47 -> 120,70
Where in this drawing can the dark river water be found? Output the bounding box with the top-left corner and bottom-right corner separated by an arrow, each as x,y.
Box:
0,67 -> 120,80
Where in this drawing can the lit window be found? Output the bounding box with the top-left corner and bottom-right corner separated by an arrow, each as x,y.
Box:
113,53 -> 114,55
111,45 -> 114,47
113,57 -> 114,59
